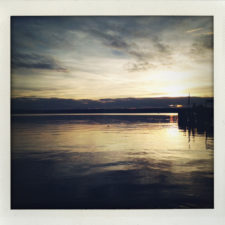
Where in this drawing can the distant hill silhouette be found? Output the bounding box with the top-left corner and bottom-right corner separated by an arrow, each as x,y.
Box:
11,97 -> 213,114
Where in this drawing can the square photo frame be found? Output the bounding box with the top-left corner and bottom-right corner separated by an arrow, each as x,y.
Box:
0,1 -> 225,225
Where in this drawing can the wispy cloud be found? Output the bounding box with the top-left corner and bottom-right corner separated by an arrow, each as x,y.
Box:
202,32 -> 213,36
12,53 -> 69,72
190,33 -> 213,58
186,28 -> 203,33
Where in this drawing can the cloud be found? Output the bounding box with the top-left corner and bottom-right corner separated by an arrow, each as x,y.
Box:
12,53 -> 69,72
123,35 -> 172,72
126,61 -> 156,72
202,32 -> 213,36
190,34 -> 213,58
87,27 -> 131,52
186,28 -> 203,33
11,16 -> 211,75
11,16 -> 213,99
151,35 -> 171,54
83,22 -> 173,72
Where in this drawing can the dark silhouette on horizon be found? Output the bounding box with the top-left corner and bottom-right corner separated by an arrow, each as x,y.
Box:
11,96 -> 213,114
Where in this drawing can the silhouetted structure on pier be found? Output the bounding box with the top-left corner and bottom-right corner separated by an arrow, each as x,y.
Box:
177,96 -> 213,137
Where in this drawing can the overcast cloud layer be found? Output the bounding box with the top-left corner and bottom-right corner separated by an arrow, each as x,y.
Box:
11,16 -> 213,99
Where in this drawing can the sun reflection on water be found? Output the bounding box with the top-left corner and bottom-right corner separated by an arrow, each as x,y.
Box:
11,113 -> 214,209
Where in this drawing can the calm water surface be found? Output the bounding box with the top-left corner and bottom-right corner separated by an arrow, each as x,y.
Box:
11,113 -> 213,209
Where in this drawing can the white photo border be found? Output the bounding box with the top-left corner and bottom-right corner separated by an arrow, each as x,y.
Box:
0,1 -> 225,225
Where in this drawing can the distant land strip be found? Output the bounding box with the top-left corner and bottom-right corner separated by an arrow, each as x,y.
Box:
11,97 -> 213,114
12,107 -> 187,114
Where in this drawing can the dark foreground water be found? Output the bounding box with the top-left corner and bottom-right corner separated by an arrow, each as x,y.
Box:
11,113 -> 213,209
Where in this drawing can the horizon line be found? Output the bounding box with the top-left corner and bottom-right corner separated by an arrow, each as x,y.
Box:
11,96 -> 214,100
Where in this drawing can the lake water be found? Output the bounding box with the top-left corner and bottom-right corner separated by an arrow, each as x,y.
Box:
11,113 -> 214,209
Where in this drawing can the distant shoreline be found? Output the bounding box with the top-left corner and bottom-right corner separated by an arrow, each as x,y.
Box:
11,107 -> 181,114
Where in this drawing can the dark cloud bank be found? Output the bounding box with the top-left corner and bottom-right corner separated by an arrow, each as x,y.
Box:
11,16 -> 213,74
12,97 -> 213,113
12,52 -> 68,72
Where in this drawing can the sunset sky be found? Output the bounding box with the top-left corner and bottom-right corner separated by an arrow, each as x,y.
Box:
11,16 -> 213,100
